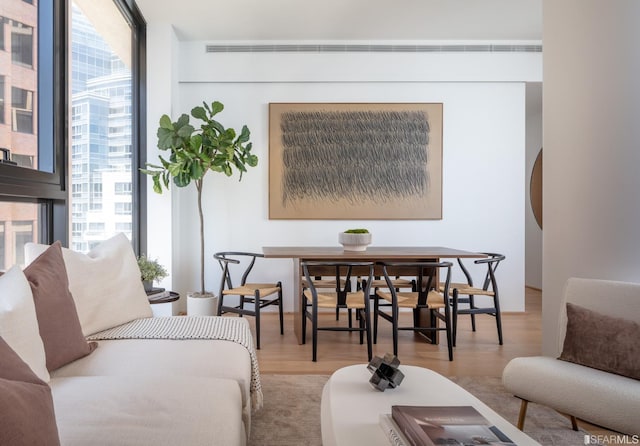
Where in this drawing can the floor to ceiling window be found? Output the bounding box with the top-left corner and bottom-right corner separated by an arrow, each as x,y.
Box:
70,0 -> 144,253
0,0 -> 146,270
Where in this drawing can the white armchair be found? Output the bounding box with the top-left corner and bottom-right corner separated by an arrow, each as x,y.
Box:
502,277 -> 640,436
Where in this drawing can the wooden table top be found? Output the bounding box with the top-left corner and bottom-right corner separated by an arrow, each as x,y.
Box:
262,246 -> 485,259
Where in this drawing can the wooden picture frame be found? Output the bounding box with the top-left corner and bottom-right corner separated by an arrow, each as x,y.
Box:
269,102 -> 443,220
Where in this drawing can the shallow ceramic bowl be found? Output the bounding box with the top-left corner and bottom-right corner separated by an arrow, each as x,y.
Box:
338,232 -> 372,251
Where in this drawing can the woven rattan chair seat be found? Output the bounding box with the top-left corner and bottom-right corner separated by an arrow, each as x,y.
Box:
303,289 -> 367,309
370,278 -> 414,288
439,282 -> 495,296
222,283 -> 281,297
376,290 -> 446,309
301,278 -> 347,288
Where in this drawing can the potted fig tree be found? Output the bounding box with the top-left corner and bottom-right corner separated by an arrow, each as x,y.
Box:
142,101 -> 257,315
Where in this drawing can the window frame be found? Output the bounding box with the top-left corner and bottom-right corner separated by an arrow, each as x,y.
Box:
0,0 -> 67,243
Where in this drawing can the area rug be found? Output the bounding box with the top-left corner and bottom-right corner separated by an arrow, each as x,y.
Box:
249,374 -> 326,446
450,376 -> 601,446
249,374 -> 598,446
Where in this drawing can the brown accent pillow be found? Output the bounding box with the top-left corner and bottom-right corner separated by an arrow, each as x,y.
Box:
24,241 -> 97,371
0,336 -> 60,445
559,302 -> 640,380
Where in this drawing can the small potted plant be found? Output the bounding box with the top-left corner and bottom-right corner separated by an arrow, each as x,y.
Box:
137,255 -> 168,292
339,228 -> 372,251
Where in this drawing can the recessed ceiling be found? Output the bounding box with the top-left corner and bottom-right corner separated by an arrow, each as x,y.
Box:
135,0 -> 542,42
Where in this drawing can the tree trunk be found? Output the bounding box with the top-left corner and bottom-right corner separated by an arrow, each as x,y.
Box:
196,179 -> 205,294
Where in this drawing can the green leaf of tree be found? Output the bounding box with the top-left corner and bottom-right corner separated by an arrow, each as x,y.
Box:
157,127 -> 175,149
176,114 -> 190,128
159,115 -> 173,130
211,101 -> 224,115
152,175 -> 162,194
237,125 -> 250,143
174,172 -> 191,187
190,161 -> 204,180
190,134 -> 202,152
247,154 -> 258,167
191,106 -> 207,120
210,119 -> 225,134
167,162 -> 184,177
177,123 -> 195,139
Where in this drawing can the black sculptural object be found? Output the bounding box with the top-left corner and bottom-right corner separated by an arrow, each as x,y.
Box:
367,353 -> 404,391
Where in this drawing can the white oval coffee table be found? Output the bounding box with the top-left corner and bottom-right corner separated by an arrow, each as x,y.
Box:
321,364 -> 540,446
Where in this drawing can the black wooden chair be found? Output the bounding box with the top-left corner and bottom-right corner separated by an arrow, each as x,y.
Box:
214,252 -> 283,349
374,261 -> 454,361
302,274 -> 351,324
363,275 -> 416,346
301,261 -> 374,362
441,253 -> 505,346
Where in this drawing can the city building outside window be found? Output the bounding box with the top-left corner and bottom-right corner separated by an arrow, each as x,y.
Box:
0,17 -> 6,51
0,75 -> 5,124
11,20 -> 33,67
0,203 -> 39,268
11,86 -> 33,134
70,0 -> 137,252
0,0 -> 145,270
0,0 -> 43,270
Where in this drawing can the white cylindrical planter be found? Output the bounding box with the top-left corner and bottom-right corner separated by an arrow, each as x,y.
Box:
187,292 -> 219,316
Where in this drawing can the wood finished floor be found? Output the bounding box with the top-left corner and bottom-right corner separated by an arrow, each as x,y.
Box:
240,286 -> 620,438
253,287 -> 541,376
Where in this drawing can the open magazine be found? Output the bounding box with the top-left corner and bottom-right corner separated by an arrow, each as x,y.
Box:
391,405 -> 516,446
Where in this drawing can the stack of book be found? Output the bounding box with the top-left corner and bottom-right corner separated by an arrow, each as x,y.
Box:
379,405 -> 516,446
145,287 -> 171,302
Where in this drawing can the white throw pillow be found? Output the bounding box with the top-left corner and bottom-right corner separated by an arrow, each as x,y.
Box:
25,233 -> 152,336
0,266 -> 50,382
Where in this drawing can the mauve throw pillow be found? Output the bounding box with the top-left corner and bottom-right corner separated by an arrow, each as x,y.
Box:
559,302 -> 640,380
0,336 -> 60,445
24,241 -> 97,371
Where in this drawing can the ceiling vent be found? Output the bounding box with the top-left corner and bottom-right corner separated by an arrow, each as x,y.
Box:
205,44 -> 542,53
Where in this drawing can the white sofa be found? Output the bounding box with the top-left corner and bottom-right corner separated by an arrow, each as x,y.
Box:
503,277 -> 640,436
0,234 -> 258,446
50,328 -> 255,445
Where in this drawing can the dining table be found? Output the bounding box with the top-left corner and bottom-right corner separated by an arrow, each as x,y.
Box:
262,246 -> 486,345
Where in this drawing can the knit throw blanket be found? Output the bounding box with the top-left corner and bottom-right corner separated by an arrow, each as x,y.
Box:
87,316 -> 263,411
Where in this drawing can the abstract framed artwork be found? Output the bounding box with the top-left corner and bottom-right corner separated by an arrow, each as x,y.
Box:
269,102 -> 443,219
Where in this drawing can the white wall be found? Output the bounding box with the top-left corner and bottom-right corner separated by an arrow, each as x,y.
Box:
543,1 -> 640,355
525,83 -> 542,289
145,24 -> 180,293
147,43 -> 541,314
